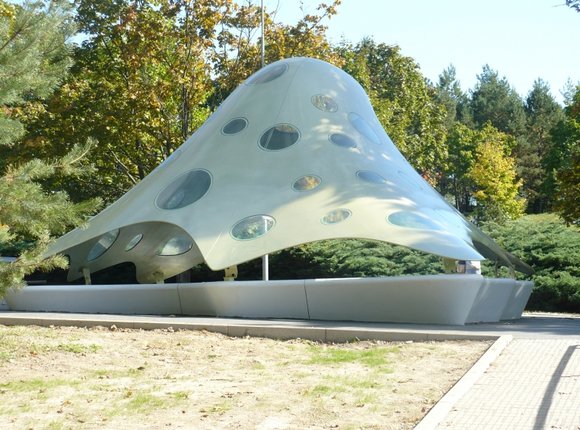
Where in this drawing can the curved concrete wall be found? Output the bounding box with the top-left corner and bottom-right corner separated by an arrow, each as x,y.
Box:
5,275 -> 533,325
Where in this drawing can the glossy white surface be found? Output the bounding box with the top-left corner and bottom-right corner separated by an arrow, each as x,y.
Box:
45,58 -> 532,282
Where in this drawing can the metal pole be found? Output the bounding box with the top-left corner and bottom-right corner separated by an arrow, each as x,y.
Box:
262,253 -> 269,281
260,0 -> 265,68
260,0 -> 268,280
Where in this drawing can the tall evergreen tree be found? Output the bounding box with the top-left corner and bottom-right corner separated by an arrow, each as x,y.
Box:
435,64 -> 472,130
0,0 -> 99,296
519,79 -> 564,212
470,65 -> 526,136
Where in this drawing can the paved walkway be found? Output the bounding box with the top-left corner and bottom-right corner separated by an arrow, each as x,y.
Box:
436,338 -> 580,430
1,310 -> 579,429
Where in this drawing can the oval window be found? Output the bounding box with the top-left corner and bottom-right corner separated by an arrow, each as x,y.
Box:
329,133 -> 356,148
321,209 -> 351,225
311,94 -> 338,112
246,63 -> 288,85
348,112 -> 381,145
156,169 -> 212,210
125,234 -> 143,252
222,118 -> 248,135
292,175 -> 322,191
87,229 -> 120,261
387,211 -> 443,230
156,235 -> 193,256
356,170 -> 388,184
259,124 -> 300,150
231,215 -> 275,240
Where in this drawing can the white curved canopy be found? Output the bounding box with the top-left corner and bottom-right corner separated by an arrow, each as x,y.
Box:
45,57 -> 532,282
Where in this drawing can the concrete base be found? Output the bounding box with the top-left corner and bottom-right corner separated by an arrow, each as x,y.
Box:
4,275 -> 533,325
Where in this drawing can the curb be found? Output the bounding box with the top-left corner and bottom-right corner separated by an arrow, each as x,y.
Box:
0,312 -> 499,343
414,334 -> 513,430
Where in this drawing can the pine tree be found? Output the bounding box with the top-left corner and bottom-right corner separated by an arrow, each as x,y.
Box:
520,79 -> 564,212
0,0 -> 100,296
470,65 -> 526,136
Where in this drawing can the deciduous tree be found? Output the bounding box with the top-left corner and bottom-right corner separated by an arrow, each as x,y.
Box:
467,124 -> 526,222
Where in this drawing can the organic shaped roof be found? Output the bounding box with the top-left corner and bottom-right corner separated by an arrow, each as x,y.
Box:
46,57 -> 532,283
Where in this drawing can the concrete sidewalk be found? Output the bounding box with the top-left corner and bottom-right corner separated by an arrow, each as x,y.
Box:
434,338 -> 580,430
1,310 -> 579,429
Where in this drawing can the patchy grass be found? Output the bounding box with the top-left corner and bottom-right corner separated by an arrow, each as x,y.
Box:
0,325 -> 490,429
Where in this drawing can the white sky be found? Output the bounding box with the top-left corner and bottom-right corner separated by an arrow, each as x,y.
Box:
262,0 -> 580,104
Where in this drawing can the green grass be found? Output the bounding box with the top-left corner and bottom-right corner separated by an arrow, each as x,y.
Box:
126,393 -> 168,412
0,378 -> 75,393
307,344 -> 399,368
57,343 -> 101,354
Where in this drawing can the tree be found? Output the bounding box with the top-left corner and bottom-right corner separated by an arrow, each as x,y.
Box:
566,0 -> 580,12
467,124 -> 526,222
435,64 -> 472,130
470,65 -> 526,136
210,0 -> 342,109
519,79 -> 564,212
0,0 -> 100,296
547,86 -> 580,224
12,0 -> 342,203
443,123 -> 478,212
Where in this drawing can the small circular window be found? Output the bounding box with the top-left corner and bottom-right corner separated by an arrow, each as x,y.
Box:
387,211 -> 443,230
259,124 -> 300,150
222,118 -> 248,135
348,112 -> 381,145
329,133 -> 356,148
357,170 -> 388,184
292,175 -> 322,191
231,215 -> 275,240
156,235 -> 193,256
87,229 -> 120,261
125,234 -> 143,252
246,63 -> 288,85
156,169 -> 212,210
311,94 -> 338,112
322,209 -> 351,225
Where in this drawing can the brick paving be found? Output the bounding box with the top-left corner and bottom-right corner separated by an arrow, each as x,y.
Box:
437,339 -> 580,430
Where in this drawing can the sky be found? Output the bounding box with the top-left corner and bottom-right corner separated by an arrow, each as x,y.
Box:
262,0 -> 580,104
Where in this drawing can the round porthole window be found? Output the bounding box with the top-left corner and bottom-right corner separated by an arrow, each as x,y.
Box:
125,233 -> 143,252
292,175 -> 322,192
321,209 -> 352,225
356,170 -> 388,184
246,63 -> 288,85
156,169 -> 212,210
87,229 -> 120,261
329,133 -> 356,148
259,124 -> 300,150
348,112 -> 381,145
231,215 -> 275,240
222,118 -> 248,135
156,235 -> 193,256
311,94 -> 338,112
387,211 -> 443,230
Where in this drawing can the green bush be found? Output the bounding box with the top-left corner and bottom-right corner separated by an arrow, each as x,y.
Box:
481,214 -> 580,312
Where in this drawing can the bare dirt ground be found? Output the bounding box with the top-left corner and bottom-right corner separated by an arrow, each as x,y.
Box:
0,325 -> 490,430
